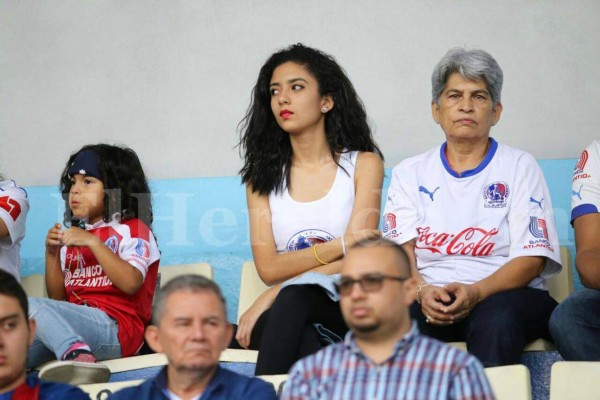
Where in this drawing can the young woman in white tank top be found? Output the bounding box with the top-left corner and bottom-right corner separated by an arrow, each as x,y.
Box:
236,44 -> 384,374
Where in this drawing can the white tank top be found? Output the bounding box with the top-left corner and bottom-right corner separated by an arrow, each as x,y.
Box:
269,151 -> 358,253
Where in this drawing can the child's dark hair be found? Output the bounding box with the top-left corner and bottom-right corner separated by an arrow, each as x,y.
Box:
238,43 -> 383,195
60,144 -> 153,227
0,270 -> 29,320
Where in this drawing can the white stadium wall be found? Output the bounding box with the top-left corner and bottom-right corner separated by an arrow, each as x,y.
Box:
1,0 -> 599,186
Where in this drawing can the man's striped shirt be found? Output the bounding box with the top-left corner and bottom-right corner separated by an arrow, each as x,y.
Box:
282,324 -> 495,400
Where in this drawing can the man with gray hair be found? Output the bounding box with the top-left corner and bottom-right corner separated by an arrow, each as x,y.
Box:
110,275 -> 276,399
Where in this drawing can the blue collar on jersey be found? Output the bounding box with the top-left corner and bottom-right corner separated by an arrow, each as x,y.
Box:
440,137 -> 498,178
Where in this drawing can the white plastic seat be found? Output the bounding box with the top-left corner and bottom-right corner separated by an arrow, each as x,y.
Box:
549,361 -> 600,400
97,348 -> 258,374
21,274 -> 47,298
98,353 -> 168,373
485,365 -> 531,400
449,338 -> 556,353
546,246 -> 574,303
237,261 -> 269,323
157,263 -> 213,287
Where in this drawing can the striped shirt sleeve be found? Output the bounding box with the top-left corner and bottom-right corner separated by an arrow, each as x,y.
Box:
449,358 -> 496,400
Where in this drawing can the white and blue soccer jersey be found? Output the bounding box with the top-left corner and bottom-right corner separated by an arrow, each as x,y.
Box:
383,138 -> 561,289
0,180 -> 29,281
571,140 -> 600,222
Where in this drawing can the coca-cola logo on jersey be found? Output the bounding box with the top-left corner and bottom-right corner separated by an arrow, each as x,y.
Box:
416,226 -> 499,256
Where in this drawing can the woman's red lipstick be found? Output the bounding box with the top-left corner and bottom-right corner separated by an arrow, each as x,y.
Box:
280,110 -> 293,119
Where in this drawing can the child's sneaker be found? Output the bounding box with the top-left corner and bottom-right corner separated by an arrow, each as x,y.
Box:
63,349 -> 97,363
39,350 -> 110,385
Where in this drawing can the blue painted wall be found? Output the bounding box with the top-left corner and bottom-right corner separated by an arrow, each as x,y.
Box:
19,158 -> 578,321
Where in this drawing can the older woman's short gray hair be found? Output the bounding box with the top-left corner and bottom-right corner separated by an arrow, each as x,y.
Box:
152,274 -> 227,325
431,48 -> 503,106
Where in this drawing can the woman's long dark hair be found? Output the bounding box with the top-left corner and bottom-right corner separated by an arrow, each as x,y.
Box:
238,43 -> 383,195
60,144 -> 153,227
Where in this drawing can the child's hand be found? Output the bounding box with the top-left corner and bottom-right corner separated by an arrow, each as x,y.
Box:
45,223 -> 63,254
62,227 -> 100,248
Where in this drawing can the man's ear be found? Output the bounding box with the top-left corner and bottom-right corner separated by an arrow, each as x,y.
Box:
28,318 -> 36,346
145,325 -> 163,353
403,277 -> 418,306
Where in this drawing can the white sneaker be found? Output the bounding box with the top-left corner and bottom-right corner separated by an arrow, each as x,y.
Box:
39,360 -> 111,385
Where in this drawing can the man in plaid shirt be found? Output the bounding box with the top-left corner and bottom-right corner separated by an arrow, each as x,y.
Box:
282,239 -> 495,400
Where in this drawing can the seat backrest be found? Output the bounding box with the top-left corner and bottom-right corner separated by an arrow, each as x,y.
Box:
21,274 -> 47,298
258,374 -> 288,397
485,365 -> 531,400
237,261 -> 269,323
546,246 -> 574,303
79,379 -> 144,399
158,263 -> 213,288
549,361 -> 600,400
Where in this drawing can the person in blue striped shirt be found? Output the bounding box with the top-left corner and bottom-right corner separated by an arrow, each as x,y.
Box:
282,239 -> 494,400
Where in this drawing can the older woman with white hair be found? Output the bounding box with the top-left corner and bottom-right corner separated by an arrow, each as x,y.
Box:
383,47 -> 562,366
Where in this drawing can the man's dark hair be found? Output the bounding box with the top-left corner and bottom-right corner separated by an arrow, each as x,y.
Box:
349,238 -> 411,276
0,270 -> 28,319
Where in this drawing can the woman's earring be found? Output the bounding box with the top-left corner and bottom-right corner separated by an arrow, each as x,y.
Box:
321,107 -> 328,113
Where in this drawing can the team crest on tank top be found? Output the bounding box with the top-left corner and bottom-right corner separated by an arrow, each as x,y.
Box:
286,229 -> 334,252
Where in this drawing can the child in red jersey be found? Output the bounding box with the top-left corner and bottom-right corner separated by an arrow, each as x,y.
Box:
28,144 -> 160,385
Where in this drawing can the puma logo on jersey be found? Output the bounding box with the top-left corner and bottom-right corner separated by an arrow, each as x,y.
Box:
529,197 -> 544,210
572,185 -> 583,200
419,186 -> 440,201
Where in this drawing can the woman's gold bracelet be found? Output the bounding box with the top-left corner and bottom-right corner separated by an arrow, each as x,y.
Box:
313,243 -> 329,265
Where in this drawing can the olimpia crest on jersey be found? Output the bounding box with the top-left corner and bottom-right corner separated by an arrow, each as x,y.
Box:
134,239 -> 151,260
286,229 -> 334,252
383,213 -> 399,239
105,235 -> 119,254
482,181 -> 509,208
